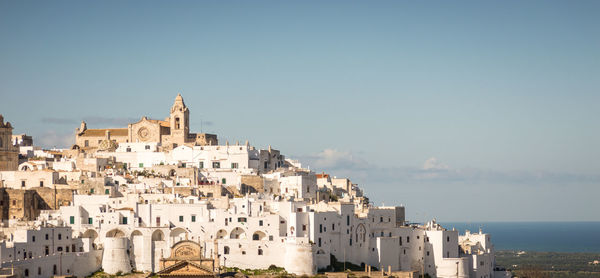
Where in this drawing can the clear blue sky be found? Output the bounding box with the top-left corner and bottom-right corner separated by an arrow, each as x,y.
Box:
1,1 -> 598,221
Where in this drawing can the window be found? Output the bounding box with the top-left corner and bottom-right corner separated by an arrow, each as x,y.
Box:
39,181 -> 43,187
126,147 -> 131,152
122,217 -> 128,225
175,117 -> 180,129
32,236 -> 36,242
58,233 -> 62,240
53,265 -> 57,275
427,251 -> 430,256
224,246 -> 230,254
199,162 -> 204,169
238,217 -> 247,223
191,215 -> 196,222
139,163 -> 144,168
231,163 -> 238,169
332,224 -> 335,231
318,238 -> 321,247
179,216 -> 184,222
347,215 -> 350,225
302,224 -> 307,231
399,237 -> 402,246
447,251 -> 449,257
57,247 -> 63,252
156,217 -> 161,226
269,235 -> 273,241
38,267 -> 41,275
90,188 -> 94,194
45,234 -> 49,240
380,216 -> 383,222
259,220 -> 263,226
221,178 -> 226,184
45,246 -> 49,255
258,249 -> 263,255
105,189 -> 110,194
24,269 -> 29,277
84,140 -> 89,147
69,216 -> 75,224
212,162 -> 220,168
21,181 -> 25,187
447,236 -> 450,242
407,236 -> 410,243
319,224 -> 323,233
145,145 -> 150,150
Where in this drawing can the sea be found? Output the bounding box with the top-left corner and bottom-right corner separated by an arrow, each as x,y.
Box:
440,222 -> 600,253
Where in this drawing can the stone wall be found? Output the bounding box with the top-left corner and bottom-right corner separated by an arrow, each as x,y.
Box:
0,188 -> 73,222
241,175 -> 264,194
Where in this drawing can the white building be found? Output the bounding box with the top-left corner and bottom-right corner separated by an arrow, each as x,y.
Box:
0,225 -> 101,277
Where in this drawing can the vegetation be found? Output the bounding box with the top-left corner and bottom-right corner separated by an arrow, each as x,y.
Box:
86,270 -> 126,278
496,250 -> 600,278
321,255 -> 375,272
223,264 -> 288,276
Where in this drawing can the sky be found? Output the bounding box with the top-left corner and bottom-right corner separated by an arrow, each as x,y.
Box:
0,1 -> 598,222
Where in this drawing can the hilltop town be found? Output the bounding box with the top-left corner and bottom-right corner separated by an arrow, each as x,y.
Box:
0,94 -> 509,278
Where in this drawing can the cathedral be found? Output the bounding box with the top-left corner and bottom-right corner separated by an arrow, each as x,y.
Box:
74,94 -> 217,150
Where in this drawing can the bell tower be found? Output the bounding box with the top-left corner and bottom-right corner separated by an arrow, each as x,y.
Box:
0,115 -> 18,171
169,93 -> 190,145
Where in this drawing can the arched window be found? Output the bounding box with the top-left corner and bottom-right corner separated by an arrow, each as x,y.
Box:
53,265 -> 57,275
224,246 -> 230,254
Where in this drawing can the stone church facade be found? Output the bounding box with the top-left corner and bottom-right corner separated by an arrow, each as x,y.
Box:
75,94 -> 217,150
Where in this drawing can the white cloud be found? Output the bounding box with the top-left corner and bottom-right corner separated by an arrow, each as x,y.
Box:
300,149 -> 367,170
37,130 -> 75,149
293,150 -> 600,186
423,157 -> 449,170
